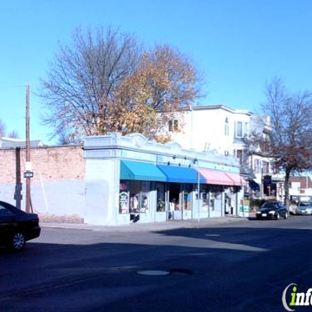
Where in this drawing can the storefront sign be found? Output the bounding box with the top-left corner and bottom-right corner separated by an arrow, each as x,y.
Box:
239,199 -> 250,212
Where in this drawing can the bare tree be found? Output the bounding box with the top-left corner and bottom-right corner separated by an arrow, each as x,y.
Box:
0,119 -> 6,137
40,26 -> 142,141
253,77 -> 312,204
56,129 -> 82,145
7,130 -> 19,138
40,26 -> 203,142
0,120 -> 20,138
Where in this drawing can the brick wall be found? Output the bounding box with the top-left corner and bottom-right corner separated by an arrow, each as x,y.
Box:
0,145 -> 86,221
0,145 -> 85,184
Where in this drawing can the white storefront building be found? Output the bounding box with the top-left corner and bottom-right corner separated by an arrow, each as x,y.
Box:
84,132 -> 247,225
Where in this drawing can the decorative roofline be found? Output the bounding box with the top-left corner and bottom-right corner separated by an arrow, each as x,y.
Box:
84,132 -> 240,172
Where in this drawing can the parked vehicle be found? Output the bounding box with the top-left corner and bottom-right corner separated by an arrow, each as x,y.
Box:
0,201 -> 41,251
295,202 -> 312,215
256,201 -> 288,220
289,202 -> 297,215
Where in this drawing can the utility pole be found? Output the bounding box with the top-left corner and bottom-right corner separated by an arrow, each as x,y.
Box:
25,83 -> 31,213
14,147 -> 22,209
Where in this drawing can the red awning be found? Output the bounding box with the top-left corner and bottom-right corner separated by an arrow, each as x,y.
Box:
197,168 -> 234,186
225,172 -> 247,186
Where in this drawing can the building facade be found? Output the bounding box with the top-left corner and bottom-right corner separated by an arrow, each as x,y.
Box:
0,133 -> 247,226
167,105 -> 274,198
168,105 -> 252,157
288,176 -> 312,202
83,132 -> 247,225
0,143 -> 85,222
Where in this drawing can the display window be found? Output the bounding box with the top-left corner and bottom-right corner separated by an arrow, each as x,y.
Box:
183,184 -> 193,210
156,183 -> 166,212
119,182 -> 129,214
120,180 -> 151,214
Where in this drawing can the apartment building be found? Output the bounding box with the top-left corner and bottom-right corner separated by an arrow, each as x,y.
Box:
167,104 -> 273,197
169,105 -> 250,156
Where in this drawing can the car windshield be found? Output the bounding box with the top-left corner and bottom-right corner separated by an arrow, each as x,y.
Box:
261,203 -> 279,209
299,202 -> 312,207
298,205 -> 312,210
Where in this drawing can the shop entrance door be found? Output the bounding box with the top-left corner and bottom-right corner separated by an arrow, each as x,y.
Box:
182,184 -> 192,220
168,183 -> 182,220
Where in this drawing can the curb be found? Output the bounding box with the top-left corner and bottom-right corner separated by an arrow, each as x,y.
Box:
41,215 -> 250,232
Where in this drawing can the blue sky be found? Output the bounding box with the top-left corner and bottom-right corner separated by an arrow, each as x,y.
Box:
1,0 -> 312,143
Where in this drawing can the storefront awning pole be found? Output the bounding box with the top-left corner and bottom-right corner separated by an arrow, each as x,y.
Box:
197,170 -> 200,223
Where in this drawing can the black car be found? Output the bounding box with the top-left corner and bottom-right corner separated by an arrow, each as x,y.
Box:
0,201 -> 41,250
256,201 -> 289,220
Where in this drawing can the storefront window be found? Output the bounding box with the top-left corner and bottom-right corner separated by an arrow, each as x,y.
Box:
141,193 -> 149,213
206,186 -> 223,212
129,193 -> 149,213
130,194 -> 139,213
120,180 -> 152,215
210,198 -> 215,211
119,191 -> 129,214
156,183 -> 166,212
119,182 -> 129,214
184,190 -> 191,210
202,189 -> 210,210
210,191 -> 222,211
183,185 -> 193,210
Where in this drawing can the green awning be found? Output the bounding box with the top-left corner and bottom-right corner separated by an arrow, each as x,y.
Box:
120,160 -> 167,182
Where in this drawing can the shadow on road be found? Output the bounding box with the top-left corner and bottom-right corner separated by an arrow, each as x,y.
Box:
0,219 -> 311,312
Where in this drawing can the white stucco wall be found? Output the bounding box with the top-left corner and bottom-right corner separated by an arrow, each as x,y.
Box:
84,158 -> 119,225
170,105 -> 252,156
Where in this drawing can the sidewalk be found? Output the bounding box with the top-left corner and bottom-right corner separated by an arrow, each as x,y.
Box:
41,214 -> 252,232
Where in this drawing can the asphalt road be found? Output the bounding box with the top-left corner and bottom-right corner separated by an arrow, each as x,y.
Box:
1,215 -> 312,312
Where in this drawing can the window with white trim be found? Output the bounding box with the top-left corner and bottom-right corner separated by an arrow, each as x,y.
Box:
254,159 -> 261,174
225,117 -> 229,136
236,121 -> 243,137
262,161 -> 269,174
235,121 -> 248,138
236,149 -> 243,164
168,120 -> 179,132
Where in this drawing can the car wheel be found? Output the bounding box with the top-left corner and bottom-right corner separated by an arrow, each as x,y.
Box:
284,212 -> 288,219
275,213 -> 280,220
10,232 -> 26,251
